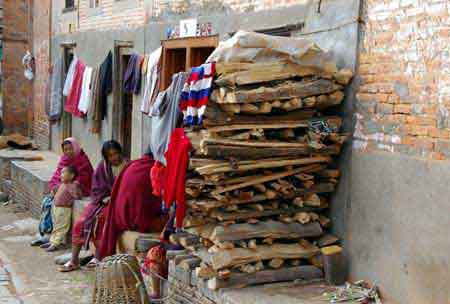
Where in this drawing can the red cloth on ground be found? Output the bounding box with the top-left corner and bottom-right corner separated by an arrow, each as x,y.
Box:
150,161 -> 165,197
48,138 -> 94,197
163,128 -> 191,229
98,155 -> 167,260
65,60 -> 86,117
72,203 -> 106,250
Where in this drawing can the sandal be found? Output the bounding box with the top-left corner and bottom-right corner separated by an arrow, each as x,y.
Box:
40,242 -> 51,249
46,245 -> 62,252
58,261 -> 80,273
85,258 -> 99,269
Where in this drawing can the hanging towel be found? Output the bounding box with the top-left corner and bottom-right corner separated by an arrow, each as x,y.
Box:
89,67 -> 101,133
65,60 -> 86,117
78,66 -> 93,115
179,62 -> 216,126
123,54 -> 143,95
48,56 -> 64,122
150,72 -> 187,165
63,56 -> 78,96
141,47 -> 162,114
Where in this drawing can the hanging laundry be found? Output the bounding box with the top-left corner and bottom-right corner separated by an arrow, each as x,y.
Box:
123,54 -> 143,95
150,72 -> 187,164
163,128 -> 192,229
48,56 -> 64,122
179,62 -> 216,126
63,56 -> 78,96
89,67 -> 101,133
65,60 -> 86,117
78,66 -> 94,115
90,51 -> 113,133
141,47 -> 162,114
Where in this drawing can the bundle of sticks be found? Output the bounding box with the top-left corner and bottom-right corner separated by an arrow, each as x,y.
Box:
172,54 -> 353,291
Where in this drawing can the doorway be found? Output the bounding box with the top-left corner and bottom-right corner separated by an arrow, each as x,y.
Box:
113,43 -> 134,159
61,46 -> 75,141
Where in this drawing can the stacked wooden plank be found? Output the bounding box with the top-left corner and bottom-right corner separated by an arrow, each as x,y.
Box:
174,52 -> 353,291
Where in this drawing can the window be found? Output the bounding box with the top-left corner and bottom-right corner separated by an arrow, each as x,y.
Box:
160,35 -> 219,90
90,0 -> 100,8
65,0 -> 75,9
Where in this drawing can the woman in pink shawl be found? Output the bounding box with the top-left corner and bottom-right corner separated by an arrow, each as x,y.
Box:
49,138 -> 93,197
30,138 -> 93,247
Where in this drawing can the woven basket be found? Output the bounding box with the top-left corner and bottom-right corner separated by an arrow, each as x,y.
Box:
92,254 -> 150,304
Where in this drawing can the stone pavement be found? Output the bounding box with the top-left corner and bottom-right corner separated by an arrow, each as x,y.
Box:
0,204 -> 93,304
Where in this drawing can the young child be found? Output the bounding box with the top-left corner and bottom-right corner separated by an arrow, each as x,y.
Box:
43,165 -> 83,252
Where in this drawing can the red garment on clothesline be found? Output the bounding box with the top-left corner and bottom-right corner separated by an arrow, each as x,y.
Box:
163,128 -> 191,229
65,60 -> 85,117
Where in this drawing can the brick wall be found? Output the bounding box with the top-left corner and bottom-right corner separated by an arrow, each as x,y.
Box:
355,1 -> 450,159
2,0 -> 33,136
53,0 -> 309,34
32,0 -> 51,149
10,162 -> 49,218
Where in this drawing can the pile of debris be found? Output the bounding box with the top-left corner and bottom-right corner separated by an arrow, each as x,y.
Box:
174,31 -> 353,291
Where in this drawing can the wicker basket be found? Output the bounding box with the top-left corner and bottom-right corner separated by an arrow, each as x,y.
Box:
92,254 -> 150,304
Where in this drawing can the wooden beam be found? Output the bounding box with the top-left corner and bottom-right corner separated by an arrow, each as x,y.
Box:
201,243 -> 320,270
210,220 -> 323,242
207,266 -> 323,290
219,79 -> 341,104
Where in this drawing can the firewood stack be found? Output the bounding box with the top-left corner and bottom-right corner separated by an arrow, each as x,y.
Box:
173,32 -> 353,291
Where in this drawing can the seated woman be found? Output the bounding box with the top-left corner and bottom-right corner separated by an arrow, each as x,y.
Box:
59,140 -> 128,272
97,150 -> 168,260
31,137 -> 93,247
49,137 -> 93,197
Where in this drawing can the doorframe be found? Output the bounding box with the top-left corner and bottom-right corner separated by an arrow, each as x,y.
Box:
60,43 -> 76,142
112,40 -> 134,149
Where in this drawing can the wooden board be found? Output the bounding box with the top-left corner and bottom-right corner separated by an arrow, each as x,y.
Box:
210,220 -> 323,242
210,206 -> 326,222
201,243 -> 320,270
207,266 -> 323,290
203,143 -> 341,159
205,116 -> 342,132
196,156 -> 331,175
215,61 -> 322,87
220,79 -> 341,104
203,104 -> 316,127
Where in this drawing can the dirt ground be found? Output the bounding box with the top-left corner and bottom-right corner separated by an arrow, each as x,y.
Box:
0,203 -> 94,304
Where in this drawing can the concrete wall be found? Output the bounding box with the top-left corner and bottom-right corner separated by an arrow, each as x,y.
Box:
347,151 -> 450,304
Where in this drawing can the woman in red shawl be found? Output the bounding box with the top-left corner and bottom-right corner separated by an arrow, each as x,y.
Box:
59,140 -> 128,272
49,137 -> 93,196
31,138 -> 93,247
97,151 -> 168,261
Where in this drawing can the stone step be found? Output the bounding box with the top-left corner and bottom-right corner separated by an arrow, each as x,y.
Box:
8,150 -> 59,217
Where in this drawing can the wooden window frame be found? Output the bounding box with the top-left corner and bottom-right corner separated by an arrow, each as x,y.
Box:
160,35 -> 219,90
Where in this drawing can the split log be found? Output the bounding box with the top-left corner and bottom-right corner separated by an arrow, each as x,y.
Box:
215,61 -> 323,87
211,165 -> 322,196
269,258 -> 284,269
211,206 -> 325,222
196,156 -> 331,175
203,103 -> 316,127
319,215 -> 331,228
248,240 -> 258,250
205,116 -> 342,132
322,246 -> 347,285
317,234 -> 339,247
207,266 -> 323,290
195,265 -> 217,279
218,269 -> 232,280
203,243 -> 320,270
240,264 -> 257,274
334,68 -> 354,85
220,79 -> 342,104
294,212 -> 311,224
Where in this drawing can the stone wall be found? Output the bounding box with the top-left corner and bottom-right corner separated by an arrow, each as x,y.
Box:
32,0 -> 51,149
355,0 -> 450,159
2,0 -> 33,136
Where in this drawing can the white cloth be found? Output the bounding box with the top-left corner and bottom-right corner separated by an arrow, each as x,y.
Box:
78,66 -> 93,115
63,56 -> 78,96
141,47 -> 162,114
